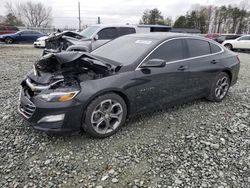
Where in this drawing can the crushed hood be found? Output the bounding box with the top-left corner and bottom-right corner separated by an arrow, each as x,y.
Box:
35,51 -> 121,74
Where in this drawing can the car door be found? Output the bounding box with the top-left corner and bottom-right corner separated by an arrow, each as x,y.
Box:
234,36 -> 250,49
91,27 -> 118,50
134,39 -> 190,112
17,31 -> 30,42
186,38 -> 225,96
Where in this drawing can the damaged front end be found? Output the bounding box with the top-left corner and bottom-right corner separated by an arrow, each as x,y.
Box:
18,51 -> 121,132
22,51 -> 119,100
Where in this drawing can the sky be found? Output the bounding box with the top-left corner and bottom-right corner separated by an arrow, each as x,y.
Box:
0,0 -> 247,28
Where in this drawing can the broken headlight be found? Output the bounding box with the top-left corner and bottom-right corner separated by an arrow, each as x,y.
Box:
37,90 -> 79,102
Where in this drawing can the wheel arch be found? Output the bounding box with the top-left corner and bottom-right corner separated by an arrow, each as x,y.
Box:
222,69 -> 232,84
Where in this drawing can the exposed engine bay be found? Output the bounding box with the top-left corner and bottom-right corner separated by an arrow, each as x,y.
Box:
45,31 -> 85,51
21,51 -> 121,98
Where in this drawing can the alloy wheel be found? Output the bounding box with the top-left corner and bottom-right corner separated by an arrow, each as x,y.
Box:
91,99 -> 123,134
5,38 -> 13,44
215,76 -> 229,100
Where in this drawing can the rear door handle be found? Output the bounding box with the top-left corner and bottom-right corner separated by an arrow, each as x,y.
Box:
211,60 -> 218,64
177,65 -> 188,71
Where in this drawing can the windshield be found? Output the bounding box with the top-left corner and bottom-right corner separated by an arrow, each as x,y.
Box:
91,36 -> 157,65
80,26 -> 100,38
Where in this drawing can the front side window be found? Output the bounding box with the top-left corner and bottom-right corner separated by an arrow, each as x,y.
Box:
146,39 -> 184,62
186,39 -> 211,57
97,27 -> 117,40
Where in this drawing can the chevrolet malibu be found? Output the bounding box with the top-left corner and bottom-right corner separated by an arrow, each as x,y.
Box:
19,33 -> 240,138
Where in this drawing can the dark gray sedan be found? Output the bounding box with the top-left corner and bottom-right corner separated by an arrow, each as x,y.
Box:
19,33 -> 240,138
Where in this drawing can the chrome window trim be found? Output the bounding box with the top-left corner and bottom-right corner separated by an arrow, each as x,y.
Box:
135,36 -> 224,70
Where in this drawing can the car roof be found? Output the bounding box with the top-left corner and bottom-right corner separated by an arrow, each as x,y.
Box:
90,24 -> 136,28
126,32 -> 200,41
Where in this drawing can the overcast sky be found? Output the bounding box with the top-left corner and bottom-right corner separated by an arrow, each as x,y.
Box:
0,0 -> 246,28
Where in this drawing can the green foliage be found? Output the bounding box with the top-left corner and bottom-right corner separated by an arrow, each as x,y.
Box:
173,3 -> 250,34
140,8 -> 166,25
4,13 -> 24,26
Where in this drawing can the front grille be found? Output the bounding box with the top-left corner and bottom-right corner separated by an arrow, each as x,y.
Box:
19,97 -> 36,119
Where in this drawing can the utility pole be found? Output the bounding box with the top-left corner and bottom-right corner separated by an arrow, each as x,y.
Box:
97,17 -> 101,24
78,1 -> 81,31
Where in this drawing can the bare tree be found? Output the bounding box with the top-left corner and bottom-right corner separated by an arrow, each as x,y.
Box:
5,1 -> 52,27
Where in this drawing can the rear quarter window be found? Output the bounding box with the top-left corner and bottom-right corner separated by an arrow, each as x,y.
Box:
210,42 -> 221,53
118,27 -> 136,37
186,39 -> 211,57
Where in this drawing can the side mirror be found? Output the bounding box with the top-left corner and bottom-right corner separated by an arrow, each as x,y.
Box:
140,59 -> 166,68
93,34 -> 99,41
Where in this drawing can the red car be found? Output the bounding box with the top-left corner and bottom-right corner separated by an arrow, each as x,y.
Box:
205,33 -> 220,40
0,25 -> 19,35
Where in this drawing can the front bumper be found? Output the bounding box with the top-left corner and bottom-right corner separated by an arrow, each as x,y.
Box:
33,41 -> 45,48
18,88 -> 83,133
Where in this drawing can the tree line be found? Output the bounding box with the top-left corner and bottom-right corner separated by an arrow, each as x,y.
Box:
0,1 -> 52,27
140,2 -> 250,34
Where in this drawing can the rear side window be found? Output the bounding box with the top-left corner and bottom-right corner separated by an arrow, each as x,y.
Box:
98,27 -> 117,40
118,27 -> 136,37
0,26 -> 5,31
210,42 -> 221,53
147,39 -> 184,62
186,39 -> 211,57
238,36 -> 250,41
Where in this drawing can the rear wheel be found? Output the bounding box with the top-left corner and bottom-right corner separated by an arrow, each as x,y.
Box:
224,43 -> 233,50
83,93 -> 127,138
207,72 -> 230,102
5,37 -> 14,44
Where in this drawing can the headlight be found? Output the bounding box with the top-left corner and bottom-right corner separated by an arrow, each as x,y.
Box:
37,91 -> 79,102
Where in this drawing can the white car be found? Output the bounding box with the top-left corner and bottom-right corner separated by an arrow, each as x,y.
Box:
33,36 -> 48,48
222,35 -> 250,50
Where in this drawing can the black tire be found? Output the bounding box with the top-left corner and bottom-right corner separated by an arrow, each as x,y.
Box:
207,72 -> 230,102
82,93 -> 127,138
224,43 -> 233,50
5,37 -> 14,44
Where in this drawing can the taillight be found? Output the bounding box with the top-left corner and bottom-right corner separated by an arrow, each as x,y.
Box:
236,55 -> 240,64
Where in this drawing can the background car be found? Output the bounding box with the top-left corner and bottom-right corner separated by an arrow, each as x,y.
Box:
215,34 -> 241,44
33,36 -> 49,48
0,30 -> 47,44
0,25 -> 19,35
45,25 -> 137,52
222,35 -> 250,50
44,24 -> 172,53
205,33 -> 220,40
19,33 -> 240,138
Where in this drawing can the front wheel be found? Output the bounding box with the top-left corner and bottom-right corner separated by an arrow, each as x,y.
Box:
207,72 -> 230,102
83,93 -> 127,138
5,37 -> 14,44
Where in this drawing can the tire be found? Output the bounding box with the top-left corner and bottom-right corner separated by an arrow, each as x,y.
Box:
207,72 -> 230,102
82,93 -> 127,138
5,37 -> 14,44
224,43 -> 233,50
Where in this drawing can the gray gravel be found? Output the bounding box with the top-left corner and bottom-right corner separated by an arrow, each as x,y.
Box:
0,45 -> 249,188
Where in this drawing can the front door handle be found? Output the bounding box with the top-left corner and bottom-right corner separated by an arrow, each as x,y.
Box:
211,60 -> 218,64
177,65 -> 188,71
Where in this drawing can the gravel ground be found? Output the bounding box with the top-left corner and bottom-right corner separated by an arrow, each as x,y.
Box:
0,45 -> 249,188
